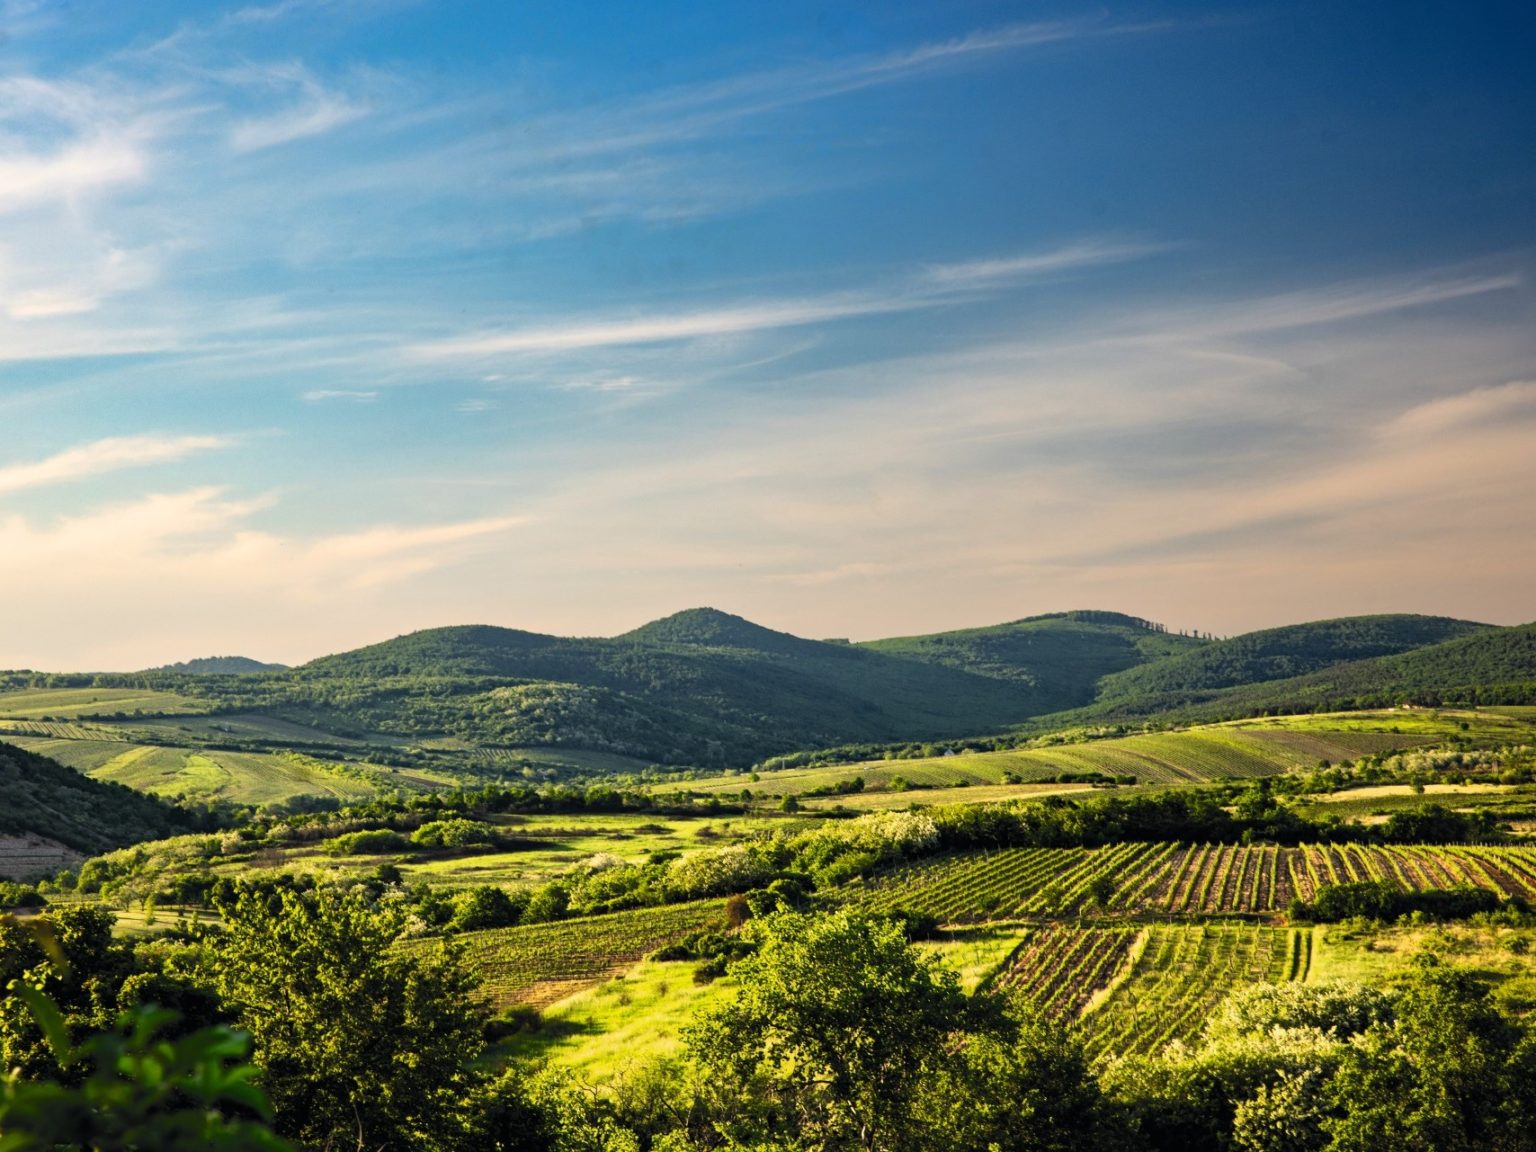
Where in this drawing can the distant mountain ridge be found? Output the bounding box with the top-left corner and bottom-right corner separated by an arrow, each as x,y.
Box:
14,606 -> 1525,770
149,656 -> 288,675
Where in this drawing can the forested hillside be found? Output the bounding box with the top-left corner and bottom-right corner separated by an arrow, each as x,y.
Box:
147,656 -> 288,674
861,610 -> 1204,713
1055,619 -> 1535,727
1094,614 -> 1488,706
0,743 -> 193,854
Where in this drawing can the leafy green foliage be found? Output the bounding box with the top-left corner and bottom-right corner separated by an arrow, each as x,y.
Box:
0,992 -> 292,1152
202,882 -> 488,1151
683,908 -> 1115,1152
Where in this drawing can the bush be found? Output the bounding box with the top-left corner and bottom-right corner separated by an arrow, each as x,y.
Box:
410,819 -> 495,849
326,829 -> 411,856
450,886 -> 525,932
1294,880 -> 1510,923
0,883 -> 45,909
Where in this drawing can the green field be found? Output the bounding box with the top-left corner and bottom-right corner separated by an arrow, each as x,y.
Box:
15,740 -> 380,806
0,687 -> 207,719
661,712 -> 1499,800
397,813 -> 794,888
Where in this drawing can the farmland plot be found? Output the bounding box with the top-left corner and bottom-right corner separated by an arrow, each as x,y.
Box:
440,900 -> 727,1008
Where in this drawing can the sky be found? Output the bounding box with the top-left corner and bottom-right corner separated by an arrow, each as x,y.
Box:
1,0 -> 1535,669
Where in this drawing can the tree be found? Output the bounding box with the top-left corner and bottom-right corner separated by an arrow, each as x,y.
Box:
202,883 -> 489,1151
0,904 -> 135,1078
1322,966 -> 1536,1152
915,1004 -> 1115,1152
685,909 -> 968,1151
683,909 -> 1110,1152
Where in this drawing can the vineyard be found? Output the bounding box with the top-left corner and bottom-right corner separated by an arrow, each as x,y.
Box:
990,924 -> 1144,1020
0,719 -> 128,741
853,843 -> 1536,921
1080,924 -> 1298,1059
437,900 -> 727,1008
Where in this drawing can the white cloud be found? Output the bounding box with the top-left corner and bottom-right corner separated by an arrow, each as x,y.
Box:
229,91 -> 368,152
0,137 -> 146,213
0,434 -> 230,496
1382,380 -> 1536,440
303,389 -> 378,402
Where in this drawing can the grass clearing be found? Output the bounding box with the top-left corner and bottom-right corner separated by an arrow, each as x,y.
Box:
501,960 -> 736,1075
88,745 -> 377,806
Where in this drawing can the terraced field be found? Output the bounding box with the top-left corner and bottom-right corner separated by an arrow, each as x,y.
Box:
853,843 -> 1536,921
0,687 -> 206,720
662,716 -> 1468,800
0,834 -> 82,880
437,900 -> 727,1008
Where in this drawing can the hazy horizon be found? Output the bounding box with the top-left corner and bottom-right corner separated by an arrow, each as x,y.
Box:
3,1 -> 1534,670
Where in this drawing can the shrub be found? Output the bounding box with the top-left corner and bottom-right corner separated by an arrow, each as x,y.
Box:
326,829 -> 411,856
450,886 -> 525,932
410,819 -> 494,849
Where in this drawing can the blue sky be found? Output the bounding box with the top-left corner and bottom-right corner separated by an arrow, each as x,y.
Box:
1,0 -> 1534,668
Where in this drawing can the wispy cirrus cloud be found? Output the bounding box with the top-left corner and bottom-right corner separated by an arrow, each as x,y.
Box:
407,240 -> 1158,359
229,87 -> 369,152
523,19 -> 1162,164
0,434 -> 231,497
1382,380 -> 1536,440
1137,271 -> 1522,341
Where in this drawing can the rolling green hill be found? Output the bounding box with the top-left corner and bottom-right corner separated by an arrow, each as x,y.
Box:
1199,621 -> 1536,715
270,609 -> 1058,764
861,610 -> 1205,712
1042,619 -> 1535,728
4,609 -> 1525,781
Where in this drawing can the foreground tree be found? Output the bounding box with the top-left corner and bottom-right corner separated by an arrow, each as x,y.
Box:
1323,966 -> 1536,1152
683,909 -> 1112,1152
202,882 -> 489,1152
